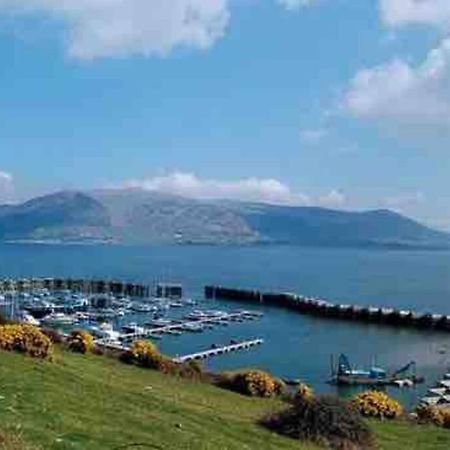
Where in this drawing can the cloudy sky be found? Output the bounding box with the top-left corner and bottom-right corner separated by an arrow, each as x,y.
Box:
0,0 -> 449,228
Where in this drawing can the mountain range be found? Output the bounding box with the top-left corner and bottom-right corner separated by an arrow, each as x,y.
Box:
0,189 -> 448,249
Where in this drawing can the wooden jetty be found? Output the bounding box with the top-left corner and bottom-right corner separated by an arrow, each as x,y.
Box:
205,285 -> 450,332
173,339 -> 264,363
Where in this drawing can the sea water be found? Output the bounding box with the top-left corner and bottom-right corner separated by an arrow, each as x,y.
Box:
1,243 -> 450,408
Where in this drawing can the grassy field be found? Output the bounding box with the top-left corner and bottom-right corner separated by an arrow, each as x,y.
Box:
0,349 -> 450,449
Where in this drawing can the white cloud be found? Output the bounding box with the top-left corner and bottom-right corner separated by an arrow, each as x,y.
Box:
0,0 -> 230,59
382,191 -> 425,209
380,0 -> 450,28
0,171 -> 14,202
121,171 -> 349,208
299,127 -> 328,144
123,171 -> 312,206
318,189 -> 346,207
344,38 -> 450,129
276,0 -> 318,10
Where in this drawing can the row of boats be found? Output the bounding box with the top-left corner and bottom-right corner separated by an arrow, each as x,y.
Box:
1,288 -> 265,348
119,309 -> 265,340
1,288 -> 200,327
420,372 -> 450,407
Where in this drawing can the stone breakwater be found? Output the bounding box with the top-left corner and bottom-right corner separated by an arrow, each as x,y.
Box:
0,278 -> 150,298
205,286 -> 450,332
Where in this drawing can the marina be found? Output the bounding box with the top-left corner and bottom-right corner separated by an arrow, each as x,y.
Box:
1,248 -> 450,412
0,278 -> 266,364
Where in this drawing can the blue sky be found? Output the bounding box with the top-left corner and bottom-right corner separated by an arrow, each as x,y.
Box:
0,0 -> 449,229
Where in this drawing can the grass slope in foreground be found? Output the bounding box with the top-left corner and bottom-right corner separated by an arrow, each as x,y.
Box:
0,350 -> 449,450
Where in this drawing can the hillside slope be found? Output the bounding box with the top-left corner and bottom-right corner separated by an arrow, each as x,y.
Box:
0,191 -> 112,243
0,350 -> 449,450
238,203 -> 450,248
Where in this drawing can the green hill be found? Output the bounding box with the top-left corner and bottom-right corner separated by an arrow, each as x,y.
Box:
0,349 -> 450,449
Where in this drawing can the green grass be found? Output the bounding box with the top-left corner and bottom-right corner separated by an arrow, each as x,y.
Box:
0,349 -> 449,449
373,419 -> 450,450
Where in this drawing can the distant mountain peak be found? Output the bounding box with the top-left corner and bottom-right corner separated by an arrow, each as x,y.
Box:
0,189 -> 447,248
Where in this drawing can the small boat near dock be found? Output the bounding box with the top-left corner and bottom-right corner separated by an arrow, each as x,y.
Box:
329,354 -> 424,387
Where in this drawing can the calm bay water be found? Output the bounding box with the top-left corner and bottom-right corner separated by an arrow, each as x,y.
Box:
1,243 -> 450,407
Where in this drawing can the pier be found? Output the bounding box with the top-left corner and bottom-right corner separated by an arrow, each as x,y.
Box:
205,285 -> 450,332
173,339 -> 264,363
120,311 -> 261,341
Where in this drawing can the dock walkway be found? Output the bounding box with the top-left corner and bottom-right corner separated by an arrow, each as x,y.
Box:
120,311 -> 258,341
173,339 -> 264,363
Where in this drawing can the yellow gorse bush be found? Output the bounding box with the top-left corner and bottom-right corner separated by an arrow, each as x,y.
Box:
416,405 -> 450,428
131,340 -> 164,368
233,370 -> 285,398
68,329 -> 95,354
351,390 -> 403,419
0,324 -> 52,358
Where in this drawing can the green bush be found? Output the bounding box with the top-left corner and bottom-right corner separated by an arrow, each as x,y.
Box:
119,349 -> 135,365
262,394 -> 375,449
67,329 -> 95,354
294,383 -> 314,403
41,327 -> 64,344
0,324 -> 52,358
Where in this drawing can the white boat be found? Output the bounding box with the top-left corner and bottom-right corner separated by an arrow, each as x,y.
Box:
42,313 -> 75,326
17,311 -> 40,326
116,309 -> 126,317
146,319 -> 172,328
130,303 -> 156,313
169,302 -> 184,308
86,323 -> 121,343
121,322 -> 146,335
181,323 -> 204,333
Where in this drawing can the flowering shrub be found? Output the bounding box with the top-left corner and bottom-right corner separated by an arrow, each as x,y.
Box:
351,390 -> 403,419
416,405 -> 450,428
0,324 -> 52,358
131,340 -> 164,368
121,342 -> 205,380
67,329 -> 95,354
230,370 -> 285,398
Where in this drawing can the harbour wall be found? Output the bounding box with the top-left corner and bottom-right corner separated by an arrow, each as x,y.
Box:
0,278 -> 150,298
205,286 -> 450,332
